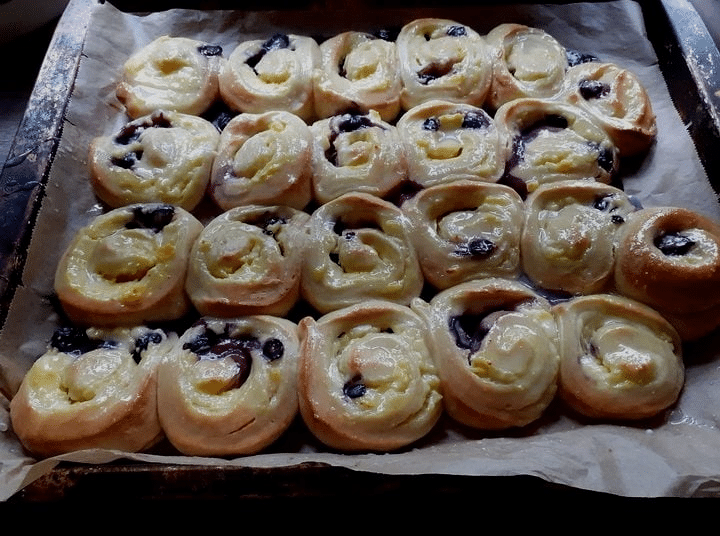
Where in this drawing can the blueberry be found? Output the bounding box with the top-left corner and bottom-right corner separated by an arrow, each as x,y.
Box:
579,79 -> 610,100
422,117 -> 440,131
246,33 -> 290,71
446,25 -> 467,37
132,331 -> 163,364
454,238 -> 496,258
125,205 -> 175,233
654,232 -> 695,256
343,375 -> 367,399
197,44 -> 223,57
462,111 -> 490,130
262,338 -> 284,361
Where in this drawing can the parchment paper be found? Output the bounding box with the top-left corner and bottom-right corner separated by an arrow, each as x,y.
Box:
1,0 -> 720,500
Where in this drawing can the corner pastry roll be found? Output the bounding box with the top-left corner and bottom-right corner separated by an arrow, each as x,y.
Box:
614,207 -> 720,340
553,294 -> 684,420
521,180 -> 638,295
219,33 -> 320,122
116,36 -> 223,119
401,179 -> 524,290
495,98 -> 618,195
309,110 -> 407,204
300,192 -> 424,314
298,300 -> 442,452
559,62 -> 657,157
157,316 -> 300,456
396,18 -> 492,110
10,325 -> 175,458
396,100 -> 508,188
89,110 -> 220,211
414,278 -> 559,430
185,205 -> 310,318
313,31 -> 402,122
484,23 -> 569,111
54,204 -> 203,327
209,110 -> 313,211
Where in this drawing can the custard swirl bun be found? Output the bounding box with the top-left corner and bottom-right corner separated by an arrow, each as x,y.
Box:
185,205 -> 310,317
402,179 -> 524,290
553,294 -> 684,420
157,316 -> 300,456
219,33 -> 320,121
414,278 -> 560,430
298,300 -> 442,451
54,204 -> 203,327
116,35 -> 223,118
300,192 -> 423,314
10,325 -> 175,458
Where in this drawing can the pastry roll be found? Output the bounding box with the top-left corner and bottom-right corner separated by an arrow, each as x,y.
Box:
396,100 -> 507,187
209,110 -> 313,211
157,316 -> 300,456
559,62 -> 657,156
10,325 -> 175,458
614,207 -> 720,340
396,18 -> 492,110
553,294 -> 684,420
89,110 -> 220,211
401,179 -> 524,290
313,31 -> 402,122
300,192 -> 424,314
298,300 -> 442,451
185,205 -> 310,317
309,110 -> 408,204
414,278 -> 559,429
485,23 -> 568,111
54,203 -> 203,327
219,33 -> 320,122
495,98 -> 618,195
521,180 -> 638,295
116,36 -> 223,119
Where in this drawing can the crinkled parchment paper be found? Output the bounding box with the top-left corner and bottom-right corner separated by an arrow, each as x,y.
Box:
1,0 -> 720,499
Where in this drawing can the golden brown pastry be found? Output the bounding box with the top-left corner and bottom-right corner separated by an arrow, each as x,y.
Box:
219,33 -> 320,121
116,35 -> 223,119
313,31 -> 402,122
89,110 -> 220,211
54,203 -> 203,327
553,294 -> 684,420
614,207 -> 720,340
309,110 -> 408,204
521,180 -> 638,295
10,325 -> 175,458
559,62 -> 657,156
298,300 -> 442,452
157,316 -> 300,456
401,179 -> 524,289
485,23 -> 568,111
300,192 -> 424,314
396,99 -> 508,187
185,205 -> 310,317
414,278 -> 559,430
209,110 -> 314,211
396,18 -> 493,110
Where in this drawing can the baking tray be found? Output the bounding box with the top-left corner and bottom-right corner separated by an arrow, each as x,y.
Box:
1,0 -> 719,502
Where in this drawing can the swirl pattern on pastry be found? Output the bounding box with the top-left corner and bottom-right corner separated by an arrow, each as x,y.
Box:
553,294 -> 684,420
396,99 -> 507,187
116,35 -> 223,118
209,110 -> 314,211
559,62 -> 657,156
300,192 -> 423,314
415,278 -> 559,429
298,300 -> 442,451
401,179 -> 524,289
89,110 -> 220,211
54,203 -> 203,327
485,23 -> 568,110
313,31 -> 402,122
185,205 -> 310,317
521,180 -> 638,295
495,98 -> 618,195
396,18 -> 492,110
10,325 -> 175,458
157,316 -> 300,456
219,33 -> 320,121
310,110 -> 408,204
